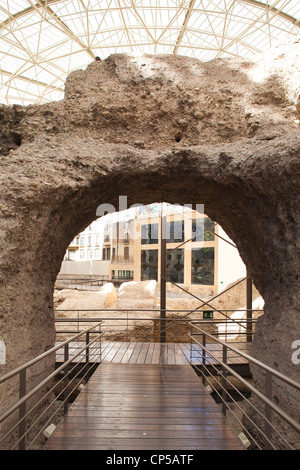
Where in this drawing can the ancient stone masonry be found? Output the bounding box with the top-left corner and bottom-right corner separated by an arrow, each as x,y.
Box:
0,38 -> 300,430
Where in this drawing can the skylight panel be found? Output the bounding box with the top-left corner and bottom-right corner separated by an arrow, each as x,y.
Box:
0,0 -> 299,104
2,0 -> 29,16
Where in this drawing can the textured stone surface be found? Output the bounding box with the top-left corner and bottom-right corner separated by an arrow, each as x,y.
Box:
0,38 -> 300,445
54,283 -> 117,310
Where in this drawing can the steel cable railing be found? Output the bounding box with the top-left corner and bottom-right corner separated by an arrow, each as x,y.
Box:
54,308 -> 262,344
0,321 -> 103,450
189,322 -> 300,450
55,311 -> 206,347
2,312 -> 298,450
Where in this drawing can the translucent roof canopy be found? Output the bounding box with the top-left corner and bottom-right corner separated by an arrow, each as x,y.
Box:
1,0 -> 300,105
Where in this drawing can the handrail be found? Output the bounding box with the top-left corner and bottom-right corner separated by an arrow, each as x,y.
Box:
0,331 -> 102,425
0,322 -> 102,385
190,321 -> 300,391
54,308 -> 263,312
189,321 -> 300,450
0,321 -> 103,450
54,308 -> 262,344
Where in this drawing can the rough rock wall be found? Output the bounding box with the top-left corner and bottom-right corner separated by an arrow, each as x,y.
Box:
1,48 -> 298,154
0,39 -> 300,443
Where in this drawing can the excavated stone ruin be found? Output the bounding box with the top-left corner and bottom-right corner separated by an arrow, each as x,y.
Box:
0,38 -> 300,444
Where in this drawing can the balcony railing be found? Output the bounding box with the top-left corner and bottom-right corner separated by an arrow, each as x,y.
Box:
111,256 -> 134,264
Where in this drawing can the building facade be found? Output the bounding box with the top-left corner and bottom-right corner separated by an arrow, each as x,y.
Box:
61,203 -> 246,295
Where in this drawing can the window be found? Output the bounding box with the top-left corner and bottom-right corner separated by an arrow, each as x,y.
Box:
119,220 -> 130,242
191,248 -> 215,285
95,248 -> 100,259
80,249 -> 85,259
166,249 -> 184,283
88,249 -> 92,260
112,270 -> 134,280
141,249 -> 158,281
68,250 -> 76,261
124,246 -> 129,260
192,218 -> 215,242
141,223 -> 159,244
166,220 -> 184,243
102,247 -> 110,260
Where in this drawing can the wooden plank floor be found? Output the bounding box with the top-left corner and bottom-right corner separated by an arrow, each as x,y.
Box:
56,341 -> 250,366
101,342 -> 191,365
45,363 -> 244,450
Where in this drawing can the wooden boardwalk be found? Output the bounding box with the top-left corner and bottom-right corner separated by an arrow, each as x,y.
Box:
47,344 -> 246,450
56,340 -> 251,366
101,341 -> 191,365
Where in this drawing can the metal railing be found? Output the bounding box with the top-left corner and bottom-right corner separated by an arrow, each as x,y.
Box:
54,308 -> 261,344
0,322 -> 103,450
55,277 -> 110,289
189,322 -> 300,450
191,317 -> 259,343
0,309 -> 266,451
111,257 -> 134,264
55,278 -> 126,289
55,309 -> 202,344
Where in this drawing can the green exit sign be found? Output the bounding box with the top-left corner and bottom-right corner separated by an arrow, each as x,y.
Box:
203,310 -> 213,319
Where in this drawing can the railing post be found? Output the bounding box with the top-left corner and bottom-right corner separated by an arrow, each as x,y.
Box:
264,370 -> 273,449
63,344 -> 69,415
160,206 -> 167,343
189,323 -> 193,364
202,332 -> 206,385
19,369 -> 26,450
246,274 -> 253,342
86,332 -> 90,364
99,322 -> 102,363
222,345 -> 228,416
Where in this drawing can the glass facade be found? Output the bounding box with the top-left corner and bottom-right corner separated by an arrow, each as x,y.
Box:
166,220 -> 184,243
141,249 -> 158,281
166,249 -> 184,283
141,223 -> 159,244
191,247 -> 215,285
192,218 -> 215,242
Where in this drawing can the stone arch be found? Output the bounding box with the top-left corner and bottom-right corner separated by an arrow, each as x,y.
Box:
0,44 -> 300,425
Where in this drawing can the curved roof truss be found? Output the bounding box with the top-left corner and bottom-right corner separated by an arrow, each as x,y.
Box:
0,0 -> 299,105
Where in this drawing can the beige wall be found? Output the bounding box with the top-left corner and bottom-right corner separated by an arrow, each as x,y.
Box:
60,260 -> 110,276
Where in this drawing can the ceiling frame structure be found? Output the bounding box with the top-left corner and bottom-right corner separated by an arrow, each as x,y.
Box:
0,0 -> 300,105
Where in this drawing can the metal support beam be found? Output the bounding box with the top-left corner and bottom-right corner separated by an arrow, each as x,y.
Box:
173,0 -> 196,54
160,207 -> 167,343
